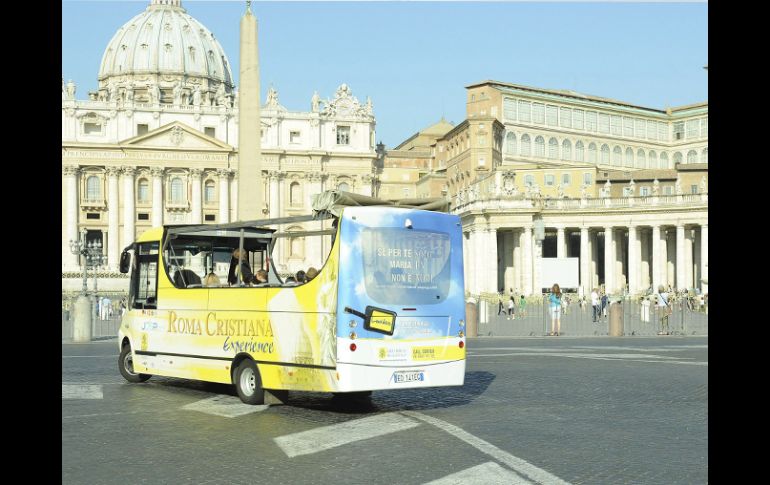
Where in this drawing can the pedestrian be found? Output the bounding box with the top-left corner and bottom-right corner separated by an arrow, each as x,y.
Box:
601,291 -> 608,319
548,284 -> 562,336
507,296 -> 515,320
120,299 -> 127,316
497,291 -> 505,316
655,285 -> 672,335
519,295 -> 527,317
591,288 -> 600,322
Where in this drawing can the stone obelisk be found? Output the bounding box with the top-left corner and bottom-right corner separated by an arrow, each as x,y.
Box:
238,1 -> 262,220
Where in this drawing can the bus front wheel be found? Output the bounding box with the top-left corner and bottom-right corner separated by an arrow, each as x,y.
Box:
234,359 -> 265,405
119,345 -> 151,383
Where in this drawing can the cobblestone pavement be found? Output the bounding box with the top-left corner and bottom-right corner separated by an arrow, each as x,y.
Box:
63,337 -> 708,485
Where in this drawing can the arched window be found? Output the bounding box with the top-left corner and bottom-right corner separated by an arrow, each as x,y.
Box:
648,151 -> 657,169
204,180 -> 215,203
337,182 -> 350,192
660,152 -> 669,169
702,147 -> 708,164
575,141 -> 584,162
588,143 -> 597,163
636,149 -> 646,169
86,175 -> 101,200
687,150 -> 698,164
534,136 -> 545,157
171,177 -> 184,203
290,181 -> 302,206
612,146 -> 622,166
505,132 -> 516,155
673,152 -> 683,166
520,134 -> 531,156
548,138 -> 558,159
562,140 -> 572,161
625,148 -> 634,167
137,178 -> 149,202
601,144 -> 610,165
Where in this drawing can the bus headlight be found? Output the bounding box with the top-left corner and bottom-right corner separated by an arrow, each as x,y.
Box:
458,330 -> 464,338
349,331 -> 357,340
459,319 -> 465,327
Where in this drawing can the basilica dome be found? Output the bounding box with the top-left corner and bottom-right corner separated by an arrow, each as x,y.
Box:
97,0 -> 233,102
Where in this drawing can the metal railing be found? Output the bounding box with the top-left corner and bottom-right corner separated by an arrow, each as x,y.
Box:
62,292 -> 127,341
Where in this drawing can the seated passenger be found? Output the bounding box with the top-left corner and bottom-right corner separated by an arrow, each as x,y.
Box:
306,267 -> 318,281
284,276 -> 297,286
254,269 -> 268,286
228,248 -> 256,286
204,272 -> 220,287
295,270 -> 307,284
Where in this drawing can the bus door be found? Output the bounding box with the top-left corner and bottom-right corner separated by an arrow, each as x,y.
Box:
336,207 -> 466,371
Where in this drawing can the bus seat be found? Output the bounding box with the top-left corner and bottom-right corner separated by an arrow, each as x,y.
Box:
173,269 -> 202,288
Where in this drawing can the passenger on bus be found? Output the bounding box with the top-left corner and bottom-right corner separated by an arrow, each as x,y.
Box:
228,248 -> 256,286
254,269 -> 268,286
306,267 -> 318,281
295,270 -> 307,284
204,272 -> 220,287
284,276 -> 297,286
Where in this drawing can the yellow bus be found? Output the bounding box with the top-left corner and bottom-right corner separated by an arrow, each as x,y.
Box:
117,192 -> 466,404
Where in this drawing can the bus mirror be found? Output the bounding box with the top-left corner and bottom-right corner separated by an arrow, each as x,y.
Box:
119,251 -> 131,274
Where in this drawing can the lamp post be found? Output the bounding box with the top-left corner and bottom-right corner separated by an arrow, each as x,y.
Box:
68,230 -> 106,341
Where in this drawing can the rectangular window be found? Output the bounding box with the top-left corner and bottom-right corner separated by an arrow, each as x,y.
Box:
610,115 -> 622,135
586,111 -> 597,132
478,136 -> 486,147
691,185 -> 698,194
598,113 -> 610,133
503,98 -> 517,121
686,120 -> 699,139
137,213 -> 149,221
337,126 -> 350,145
361,228 -> 451,305
640,186 -> 650,196
561,174 -> 571,186
205,214 -> 216,222
623,187 -> 633,197
658,122 -> 668,142
518,100 -> 531,122
673,122 -> 685,140
663,186 -> 674,195
532,103 -> 545,124
84,123 -> 102,134
646,120 -> 657,140
546,105 -> 558,126
701,117 -> 708,137
573,109 -> 584,130
544,174 -> 555,186
204,127 -> 216,138
635,119 -> 645,139
290,130 -> 301,143
525,175 -> 534,186
583,173 -> 592,186
130,242 -> 159,310
560,107 -> 572,128
478,157 -> 486,167
86,213 -> 100,220
137,124 -> 149,136
623,117 -> 634,137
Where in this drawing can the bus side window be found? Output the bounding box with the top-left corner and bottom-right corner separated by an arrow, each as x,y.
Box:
130,242 -> 159,309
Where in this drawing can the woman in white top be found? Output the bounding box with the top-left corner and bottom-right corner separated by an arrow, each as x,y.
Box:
656,285 -> 671,335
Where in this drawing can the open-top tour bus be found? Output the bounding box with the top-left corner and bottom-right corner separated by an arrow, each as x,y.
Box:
118,190 -> 466,404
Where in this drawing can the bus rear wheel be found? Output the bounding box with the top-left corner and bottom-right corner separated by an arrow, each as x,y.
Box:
119,345 -> 151,383
234,359 -> 264,405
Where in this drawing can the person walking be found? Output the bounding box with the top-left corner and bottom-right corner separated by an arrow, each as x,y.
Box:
519,295 -> 527,317
591,288 -> 600,323
507,296 -> 515,320
548,284 -> 563,336
601,291 -> 609,319
655,285 -> 672,335
497,291 -> 505,316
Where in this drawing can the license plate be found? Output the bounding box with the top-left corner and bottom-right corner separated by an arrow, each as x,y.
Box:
392,370 -> 425,384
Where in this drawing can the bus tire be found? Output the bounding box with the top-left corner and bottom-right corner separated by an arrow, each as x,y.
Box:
234,359 -> 264,405
119,345 -> 151,383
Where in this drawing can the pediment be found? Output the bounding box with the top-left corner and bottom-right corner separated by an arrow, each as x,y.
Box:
121,122 -> 232,150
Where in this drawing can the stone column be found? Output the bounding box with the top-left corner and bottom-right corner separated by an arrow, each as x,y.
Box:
532,231 -> 542,296
230,169 -> 239,220
640,229 -> 650,291
512,230 -> 521,293
238,6 -> 262,220
218,169 -> 230,223
151,167 -> 164,227
628,225 -> 638,294
475,227 -> 488,295
466,229 -> 477,294
685,227 -> 694,290
522,226 -> 533,295
591,230 -> 599,290
63,165 -> 80,270
701,224 -> 708,294
190,168 -> 202,224
652,225 -> 661,292
106,167 -> 121,269
556,226 -> 566,258
603,226 -> 614,294
122,167 -> 136,248
268,171 -> 282,219
463,232 -> 471,294
487,228 -> 498,294
580,226 -> 590,295
676,224 -> 686,291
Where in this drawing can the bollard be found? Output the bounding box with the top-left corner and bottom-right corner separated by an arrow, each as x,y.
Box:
465,298 -> 478,338
609,301 -> 624,337
73,294 -> 93,342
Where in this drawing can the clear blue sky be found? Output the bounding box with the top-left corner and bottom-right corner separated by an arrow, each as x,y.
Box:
62,1 -> 708,148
